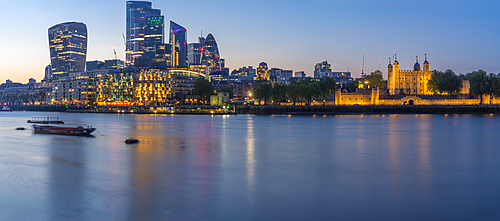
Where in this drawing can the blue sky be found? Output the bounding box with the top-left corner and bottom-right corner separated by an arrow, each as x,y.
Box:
0,0 -> 499,83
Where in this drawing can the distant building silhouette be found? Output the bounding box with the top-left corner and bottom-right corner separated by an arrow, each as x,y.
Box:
125,1 -> 161,66
48,22 -> 87,76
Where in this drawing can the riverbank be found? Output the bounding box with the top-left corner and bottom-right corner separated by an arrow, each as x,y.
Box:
236,105 -> 500,115
6,104 -> 500,115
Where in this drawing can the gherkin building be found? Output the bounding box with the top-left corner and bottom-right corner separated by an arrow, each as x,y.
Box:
201,34 -> 221,73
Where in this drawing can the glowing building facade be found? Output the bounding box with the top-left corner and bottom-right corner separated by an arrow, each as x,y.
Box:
143,15 -> 164,67
201,34 -> 221,73
48,22 -> 87,76
125,1 -> 161,66
387,54 -> 431,95
257,62 -> 270,80
169,21 -> 188,68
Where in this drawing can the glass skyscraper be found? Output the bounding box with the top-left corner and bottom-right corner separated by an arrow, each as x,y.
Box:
169,21 -> 188,68
143,15 -> 164,67
126,1 -> 161,66
48,22 -> 87,76
201,34 -> 221,73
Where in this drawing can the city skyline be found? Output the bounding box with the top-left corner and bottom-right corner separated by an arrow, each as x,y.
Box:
1,0 -> 499,83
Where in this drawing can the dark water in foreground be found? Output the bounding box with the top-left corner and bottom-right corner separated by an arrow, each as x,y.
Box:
1,112 -> 500,220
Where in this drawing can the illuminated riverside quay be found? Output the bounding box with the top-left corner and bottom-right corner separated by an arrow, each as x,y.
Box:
2,111 -> 500,220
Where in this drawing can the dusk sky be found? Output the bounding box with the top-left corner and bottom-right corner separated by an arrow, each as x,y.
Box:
1,0 -> 499,83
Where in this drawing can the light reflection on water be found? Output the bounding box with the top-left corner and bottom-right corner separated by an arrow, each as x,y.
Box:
1,112 -> 500,220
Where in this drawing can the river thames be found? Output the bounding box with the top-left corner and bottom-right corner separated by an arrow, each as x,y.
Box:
1,112 -> 500,220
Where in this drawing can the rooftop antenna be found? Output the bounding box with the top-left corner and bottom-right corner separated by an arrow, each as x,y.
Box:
378,62 -> 381,71
113,48 -> 117,60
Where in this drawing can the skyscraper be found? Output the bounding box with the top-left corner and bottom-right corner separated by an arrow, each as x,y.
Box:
143,15 -> 164,67
48,22 -> 87,76
169,20 -> 188,68
201,33 -> 221,73
126,1 -> 161,66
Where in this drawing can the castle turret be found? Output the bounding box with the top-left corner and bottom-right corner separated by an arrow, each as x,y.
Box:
388,57 -> 394,94
414,56 -> 421,71
423,53 -> 429,72
393,54 -> 400,95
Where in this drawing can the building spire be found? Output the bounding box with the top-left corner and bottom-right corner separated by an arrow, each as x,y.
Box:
416,56 -> 418,63
425,53 -> 427,60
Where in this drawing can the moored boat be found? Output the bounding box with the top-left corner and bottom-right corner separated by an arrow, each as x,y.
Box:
33,125 -> 96,136
1,106 -> 11,111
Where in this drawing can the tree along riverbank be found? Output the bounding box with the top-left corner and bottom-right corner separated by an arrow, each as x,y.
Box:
236,105 -> 500,115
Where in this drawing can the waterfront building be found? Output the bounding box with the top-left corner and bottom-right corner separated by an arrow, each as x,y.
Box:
257,62 -> 270,80
125,1 -> 161,66
314,61 -> 331,78
135,69 -> 203,104
86,61 -> 104,71
48,22 -> 87,76
169,21 -> 188,68
52,70 -> 110,104
214,78 -> 254,101
387,54 -> 431,95
97,67 -> 138,105
143,15 -> 164,67
201,34 -> 221,73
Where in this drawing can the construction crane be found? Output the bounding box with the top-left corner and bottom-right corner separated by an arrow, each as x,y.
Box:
122,32 -> 126,49
361,55 -> 365,78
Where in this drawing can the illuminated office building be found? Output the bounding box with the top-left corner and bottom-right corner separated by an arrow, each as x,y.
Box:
154,43 -> 171,68
48,22 -> 87,76
187,37 -> 206,65
257,62 -> 269,80
169,21 -> 188,68
201,33 -> 221,73
314,60 -> 331,78
143,15 -> 164,67
125,1 -> 161,66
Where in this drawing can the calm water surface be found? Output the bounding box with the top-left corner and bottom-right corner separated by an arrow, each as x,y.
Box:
1,112 -> 500,220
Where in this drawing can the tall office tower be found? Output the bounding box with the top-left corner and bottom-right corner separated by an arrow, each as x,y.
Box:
153,43 -> 171,68
314,60 -> 331,78
201,33 -> 221,73
187,43 -> 202,65
187,36 -> 207,65
126,1 -> 161,66
48,22 -> 87,76
169,21 -> 188,68
143,15 -> 164,67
